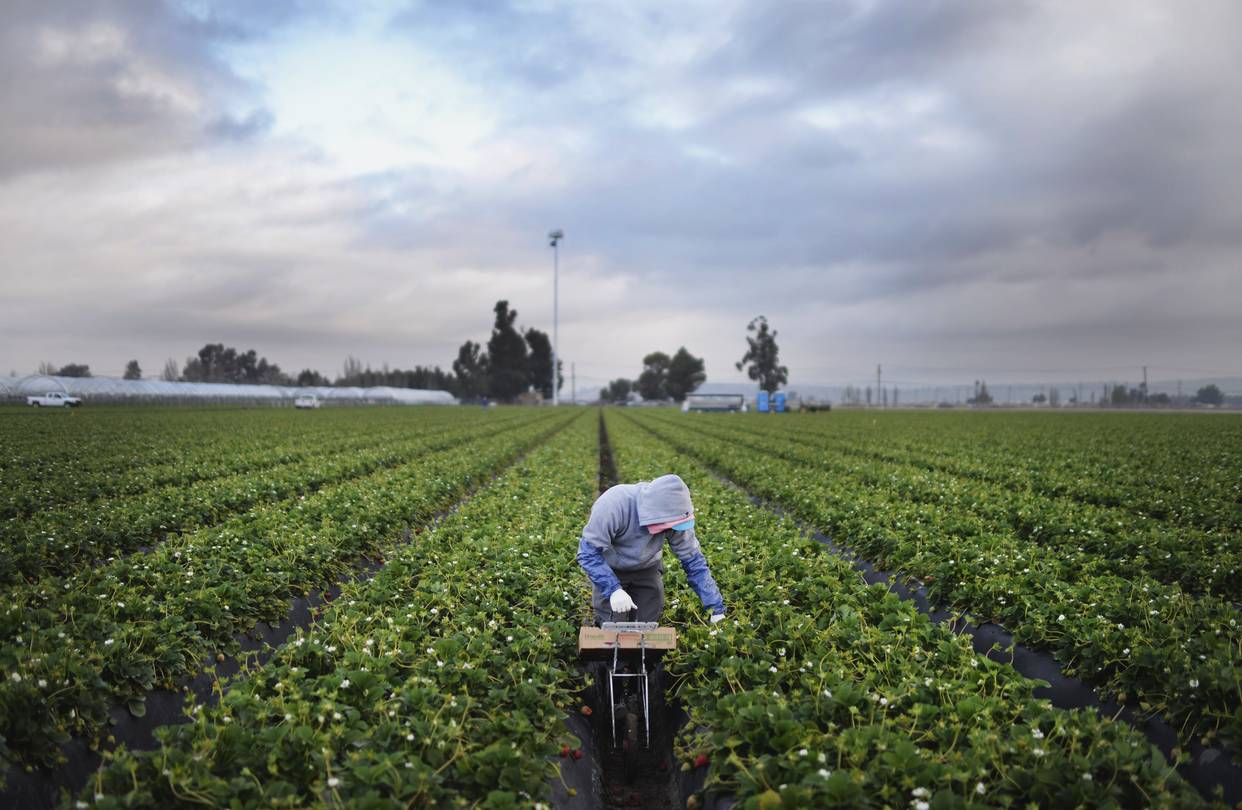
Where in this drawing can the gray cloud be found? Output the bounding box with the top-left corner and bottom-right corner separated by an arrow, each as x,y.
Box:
1,0 -> 1240,387
0,0 -> 312,177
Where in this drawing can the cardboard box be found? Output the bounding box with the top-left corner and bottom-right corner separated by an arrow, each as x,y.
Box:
578,625 -> 677,654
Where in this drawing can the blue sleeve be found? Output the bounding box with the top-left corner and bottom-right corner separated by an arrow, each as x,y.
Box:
667,528 -> 725,615
577,495 -> 622,597
577,538 -> 621,597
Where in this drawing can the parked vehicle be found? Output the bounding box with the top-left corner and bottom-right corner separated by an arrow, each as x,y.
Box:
27,392 -> 83,407
293,395 -> 321,410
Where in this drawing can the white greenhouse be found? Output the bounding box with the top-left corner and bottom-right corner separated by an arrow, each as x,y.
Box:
3,375 -> 457,406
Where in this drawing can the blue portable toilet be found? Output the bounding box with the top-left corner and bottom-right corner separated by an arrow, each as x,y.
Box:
757,390 -> 770,413
774,392 -> 786,413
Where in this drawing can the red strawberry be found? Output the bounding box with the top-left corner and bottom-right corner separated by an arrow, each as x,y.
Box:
572,748 -> 583,760
560,745 -> 570,758
693,754 -> 710,768
580,705 -> 593,716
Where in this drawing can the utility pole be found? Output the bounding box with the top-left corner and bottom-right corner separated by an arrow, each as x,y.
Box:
876,364 -> 882,409
1141,365 -> 1148,403
547,229 -> 563,406
571,362 -> 576,405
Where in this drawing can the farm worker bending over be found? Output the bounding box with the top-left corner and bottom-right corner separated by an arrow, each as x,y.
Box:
578,473 -> 726,625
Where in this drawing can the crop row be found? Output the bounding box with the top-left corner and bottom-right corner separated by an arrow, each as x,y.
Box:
0,408 -> 343,512
655,413 -> 1241,601
0,411 -> 570,777
2,410 -> 531,584
625,411 -> 1242,758
604,412 -> 1207,809
68,410 -> 600,808
727,411 -> 1242,533
0,407 -> 486,520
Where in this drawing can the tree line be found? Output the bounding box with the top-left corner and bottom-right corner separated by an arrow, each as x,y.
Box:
32,310 -> 792,405
31,300 -> 559,404
598,315 -> 788,403
450,300 -> 561,402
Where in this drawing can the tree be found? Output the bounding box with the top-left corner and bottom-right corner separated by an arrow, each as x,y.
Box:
968,380 -> 993,405
161,358 -> 180,382
1195,384 -> 1224,406
37,361 -> 57,376
636,352 -> 672,400
400,366 -> 454,392
123,360 -> 142,380
485,301 -> 529,402
342,355 -> 364,382
182,343 -> 290,385
452,340 -> 489,401
524,328 -> 563,400
297,369 -> 330,387
599,378 -> 633,403
57,363 -> 91,378
736,316 -> 788,391
665,347 -> 706,402
334,358 -> 454,391
1032,393 -> 1047,404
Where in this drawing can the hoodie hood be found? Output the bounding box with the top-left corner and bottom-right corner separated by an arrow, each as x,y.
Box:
637,474 -> 694,527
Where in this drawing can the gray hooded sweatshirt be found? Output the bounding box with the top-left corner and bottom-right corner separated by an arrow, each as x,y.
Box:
576,474 -> 725,614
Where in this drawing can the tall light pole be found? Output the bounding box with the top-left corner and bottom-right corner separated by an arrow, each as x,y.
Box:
548,229 -> 563,406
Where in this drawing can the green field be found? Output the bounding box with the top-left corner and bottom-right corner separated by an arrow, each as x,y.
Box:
1,406 -> 1238,808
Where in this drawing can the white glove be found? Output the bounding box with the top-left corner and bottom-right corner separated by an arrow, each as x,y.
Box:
609,589 -> 638,614
710,613 -> 726,624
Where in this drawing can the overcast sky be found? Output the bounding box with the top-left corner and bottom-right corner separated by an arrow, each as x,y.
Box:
2,0 -> 1239,392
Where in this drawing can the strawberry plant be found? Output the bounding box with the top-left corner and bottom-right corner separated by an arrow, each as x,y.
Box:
606,411 -> 1209,808
0,410 -> 569,777
626,409 -> 1242,757
72,411 -> 601,808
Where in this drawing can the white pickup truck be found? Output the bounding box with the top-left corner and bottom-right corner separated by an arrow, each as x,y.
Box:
27,392 -> 83,407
